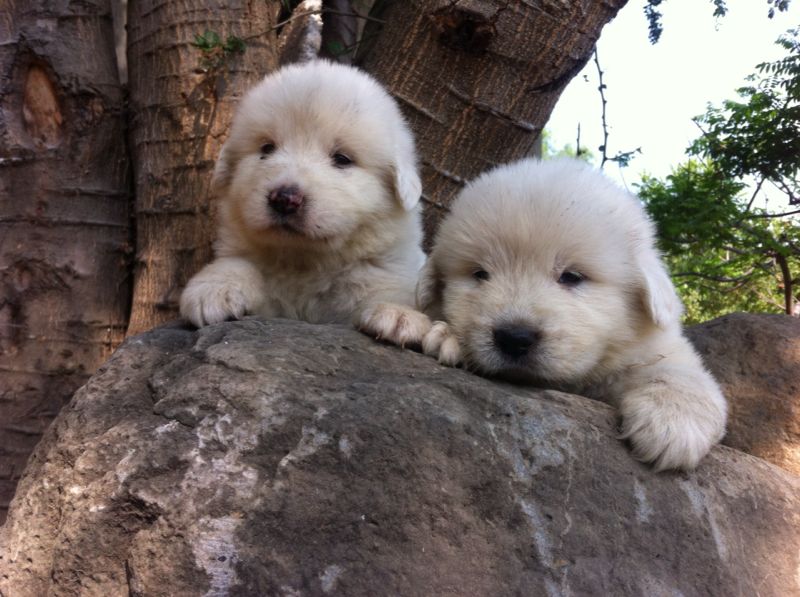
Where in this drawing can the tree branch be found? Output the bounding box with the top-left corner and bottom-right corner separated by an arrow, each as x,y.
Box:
775,252 -> 795,314
745,208 -> 800,218
244,7 -> 384,42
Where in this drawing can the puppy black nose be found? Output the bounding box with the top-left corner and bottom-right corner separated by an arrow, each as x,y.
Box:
268,185 -> 304,215
492,325 -> 540,358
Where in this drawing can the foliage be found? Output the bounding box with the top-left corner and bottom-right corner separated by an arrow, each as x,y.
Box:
638,161 -> 798,323
191,30 -> 246,69
644,0 -> 792,44
637,30 -> 800,321
690,29 -> 800,205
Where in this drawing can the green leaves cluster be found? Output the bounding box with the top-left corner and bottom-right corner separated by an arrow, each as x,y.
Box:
691,29 -> 800,204
191,30 -> 246,70
638,161 -> 797,323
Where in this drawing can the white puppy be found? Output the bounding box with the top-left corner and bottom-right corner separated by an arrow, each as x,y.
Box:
180,60 -> 430,343
414,158 -> 727,471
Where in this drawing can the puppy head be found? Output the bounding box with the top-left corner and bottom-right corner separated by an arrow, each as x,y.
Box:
213,60 -> 420,249
420,158 -> 682,384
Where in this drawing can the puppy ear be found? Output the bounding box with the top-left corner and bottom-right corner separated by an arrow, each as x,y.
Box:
637,251 -> 683,328
416,257 -> 443,318
391,158 -> 422,211
210,143 -> 235,197
388,126 -> 422,210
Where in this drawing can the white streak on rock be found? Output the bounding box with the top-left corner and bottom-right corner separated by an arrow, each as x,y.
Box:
487,423 -> 529,480
155,421 -> 182,434
680,480 -> 728,561
680,479 -> 705,518
279,426 -> 331,468
519,498 -> 554,568
338,436 -> 352,458
319,564 -> 343,593
634,478 -> 653,523
191,515 -> 242,597
545,578 -> 562,597
114,449 -> 137,484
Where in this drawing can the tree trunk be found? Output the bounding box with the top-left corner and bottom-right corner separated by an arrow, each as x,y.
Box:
0,0 -> 130,522
360,0 -> 628,246
125,0 -> 281,335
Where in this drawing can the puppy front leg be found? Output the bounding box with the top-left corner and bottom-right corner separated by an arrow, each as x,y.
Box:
615,341 -> 727,471
357,303 -> 433,348
180,257 -> 265,327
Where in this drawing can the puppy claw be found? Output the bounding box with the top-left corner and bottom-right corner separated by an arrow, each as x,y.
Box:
182,282 -> 250,328
358,303 -> 432,348
438,336 -> 462,367
422,321 -> 447,355
421,321 -> 462,367
180,259 -> 263,328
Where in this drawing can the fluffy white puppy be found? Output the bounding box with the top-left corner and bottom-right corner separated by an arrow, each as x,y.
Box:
180,60 -> 430,342
414,158 -> 727,471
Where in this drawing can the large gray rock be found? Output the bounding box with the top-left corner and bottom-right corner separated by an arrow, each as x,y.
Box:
1,318 -> 798,596
687,313 -> 800,475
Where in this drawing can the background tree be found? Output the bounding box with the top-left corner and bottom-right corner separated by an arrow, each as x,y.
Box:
359,0 -> 627,244
0,0 -> 130,518
125,0 -> 281,334
0,0 -> 628,523
644,0 -> 791,44
690,28 -> 800,207
639,29 -> 800,320
639,161 -> 797,322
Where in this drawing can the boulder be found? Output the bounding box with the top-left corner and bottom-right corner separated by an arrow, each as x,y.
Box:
1,318 -> 798,596
687,313 -> 800,475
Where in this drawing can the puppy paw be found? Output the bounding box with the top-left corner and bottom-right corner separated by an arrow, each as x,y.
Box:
422,321 -> 462,367
358,303 -> 432,347
180,278 -> 251,328
618,381 -> 727,471
180,258 -> 264,328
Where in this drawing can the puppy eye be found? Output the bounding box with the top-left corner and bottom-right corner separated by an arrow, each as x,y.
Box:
260,142 -> 276,156
472,269 -> 490,282
332,152 -> 354,168
558,271 -> 585,286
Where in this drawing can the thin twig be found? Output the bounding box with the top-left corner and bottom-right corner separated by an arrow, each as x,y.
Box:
243,8 -> 384,42
593,49 -> 610,169
593,48 -> 639,168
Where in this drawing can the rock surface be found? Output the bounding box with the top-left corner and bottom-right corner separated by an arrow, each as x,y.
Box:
1,318 -> 799,596
687,313 -> 800,475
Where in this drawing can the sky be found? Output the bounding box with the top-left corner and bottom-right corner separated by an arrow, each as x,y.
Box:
546,0 -> 798,200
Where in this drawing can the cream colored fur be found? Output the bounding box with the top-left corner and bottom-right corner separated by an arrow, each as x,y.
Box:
180,60 -> 430,341
412,158 -> 727,471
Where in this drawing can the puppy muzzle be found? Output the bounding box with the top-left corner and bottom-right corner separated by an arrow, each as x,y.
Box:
492,324 -> 541,359
268,185 -> 304,216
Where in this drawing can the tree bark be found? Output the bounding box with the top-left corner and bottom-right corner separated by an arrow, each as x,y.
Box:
360,0 -> 628,246
0,0 -> 130,522
125,0 -> 281,335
